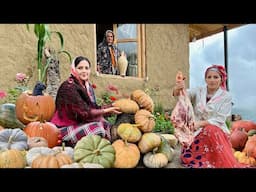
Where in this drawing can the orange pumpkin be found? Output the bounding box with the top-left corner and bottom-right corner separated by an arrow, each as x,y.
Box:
134,109 -> 155,133
231,120 -> 256,133
24,121 -> 60,148
32,152 -> 72,168
0,149 -> 26,168
243,135 -> 256,158
138,132 -> 161,154
15,91 -> 55,125
112,139 -> 140,168
230,128 -> 248,151
234,151 -> 256,166
130,90 -> 154,113
112,98 -> 139,114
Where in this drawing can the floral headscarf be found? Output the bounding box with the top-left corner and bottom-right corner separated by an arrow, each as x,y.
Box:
70,56 -> 90,89
205,64 -> 227,90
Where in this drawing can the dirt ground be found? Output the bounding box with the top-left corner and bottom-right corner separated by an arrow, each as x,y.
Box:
165,144 -> 185,168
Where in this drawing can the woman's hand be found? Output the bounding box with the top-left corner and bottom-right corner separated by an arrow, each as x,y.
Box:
103,106 -> 122,115
194,120 -> 209,130
173,80 -> 185,96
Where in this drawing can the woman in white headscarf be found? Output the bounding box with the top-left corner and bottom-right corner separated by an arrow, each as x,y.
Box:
172,64 -> 247,168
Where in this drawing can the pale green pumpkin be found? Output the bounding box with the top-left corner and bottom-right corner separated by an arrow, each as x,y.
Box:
0,128 -> 28,150
74,135 -> 115,168
0,103 -> 25,129
156,136 -> 174,162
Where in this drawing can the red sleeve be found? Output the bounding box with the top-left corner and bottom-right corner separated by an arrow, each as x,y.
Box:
55,80 -> 105,122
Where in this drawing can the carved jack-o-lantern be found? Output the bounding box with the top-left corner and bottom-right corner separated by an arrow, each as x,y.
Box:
15,91 -> 55,125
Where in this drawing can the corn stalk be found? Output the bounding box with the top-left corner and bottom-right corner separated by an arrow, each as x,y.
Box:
26,24 -> 71,89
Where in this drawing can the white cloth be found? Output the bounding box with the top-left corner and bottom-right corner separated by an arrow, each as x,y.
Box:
187,86 -> 232,135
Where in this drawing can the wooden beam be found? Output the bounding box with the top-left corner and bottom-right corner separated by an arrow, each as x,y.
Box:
189,24 -> 244,42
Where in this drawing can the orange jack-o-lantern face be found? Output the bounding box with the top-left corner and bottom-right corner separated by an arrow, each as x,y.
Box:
15,92 -> 55,125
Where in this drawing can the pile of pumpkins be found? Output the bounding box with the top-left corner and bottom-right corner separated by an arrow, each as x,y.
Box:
0,89 -> 178,168
230,120 -> 256,167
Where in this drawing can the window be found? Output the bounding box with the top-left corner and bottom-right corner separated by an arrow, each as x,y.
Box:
96,24 -> 145,78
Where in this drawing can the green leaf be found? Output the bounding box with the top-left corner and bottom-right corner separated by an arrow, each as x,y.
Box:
27,24 -> 72,85
52,31 -> 64,50
58,50 -> 72,63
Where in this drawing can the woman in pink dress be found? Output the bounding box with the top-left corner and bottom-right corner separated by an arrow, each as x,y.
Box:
172,65 -> 246,168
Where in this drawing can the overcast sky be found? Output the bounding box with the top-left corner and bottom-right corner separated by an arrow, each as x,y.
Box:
189,24 -> 256,122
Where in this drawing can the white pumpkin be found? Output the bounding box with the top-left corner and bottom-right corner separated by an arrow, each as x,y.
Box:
52,145 -> 74,160
143,152 -> 168,168
61,162 -> 83,168
160,134 -> 178,148
26,147 -> 54,166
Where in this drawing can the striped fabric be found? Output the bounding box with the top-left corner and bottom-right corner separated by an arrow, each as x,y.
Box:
60,120 -> 111,147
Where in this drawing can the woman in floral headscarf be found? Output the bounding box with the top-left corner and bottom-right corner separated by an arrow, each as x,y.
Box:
97,30 -> 121,75
172,64 -> 246,168
51,56 -> 121,147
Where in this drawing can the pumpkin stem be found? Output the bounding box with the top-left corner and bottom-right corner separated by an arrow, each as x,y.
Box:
7,135 -> 13,145
62,141 -> 65,151
39,114 -> 44,123
93,149 -> 101,156
152,147 -> 158,154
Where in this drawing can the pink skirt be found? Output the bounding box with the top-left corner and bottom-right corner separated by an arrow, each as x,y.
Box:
180,125 -> 247,168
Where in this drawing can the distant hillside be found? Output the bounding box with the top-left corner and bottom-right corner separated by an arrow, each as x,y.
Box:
232,107 -> 256,122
